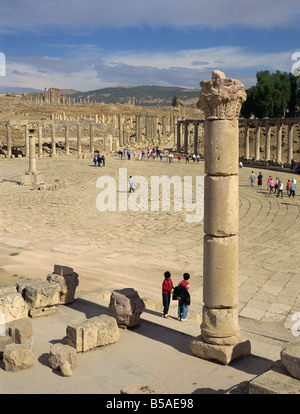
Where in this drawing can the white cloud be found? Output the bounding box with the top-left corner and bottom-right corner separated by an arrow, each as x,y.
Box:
0,46 -> 295,91
0,0 -> 299,31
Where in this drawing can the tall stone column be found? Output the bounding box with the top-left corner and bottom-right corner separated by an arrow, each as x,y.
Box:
244,123 -> 249,159
90,124 -> 94,154
194,121 -> 198,155
265,123 -> 271,161
28,130 -> 37,174
6,123 -> 12,158
77,124 -> 82,158
190,70 -> 251,365
38,125 -> 43,157
65,125 -> 70,155
255,123 -> 260,160
25,125 -> 29,158
288,123 -> 294,164
119,115 -> 124,146
177,121 -> 181,153
184,121 -> 189,154
51,123 -> 56,157
276,123 -> 282,163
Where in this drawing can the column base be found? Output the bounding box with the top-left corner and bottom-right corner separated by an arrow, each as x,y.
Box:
190,335 -> 251,365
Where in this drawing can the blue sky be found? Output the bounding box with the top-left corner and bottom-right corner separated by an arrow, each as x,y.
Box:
0,0 -> 300,92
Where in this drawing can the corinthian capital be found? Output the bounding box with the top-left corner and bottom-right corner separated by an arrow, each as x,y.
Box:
197,70 -> 246,120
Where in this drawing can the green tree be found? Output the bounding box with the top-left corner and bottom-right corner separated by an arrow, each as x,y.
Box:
171,96 -> 178,107
241,70 -> 299,118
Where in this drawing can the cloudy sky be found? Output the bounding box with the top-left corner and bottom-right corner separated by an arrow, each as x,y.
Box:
0,0 -> 299,92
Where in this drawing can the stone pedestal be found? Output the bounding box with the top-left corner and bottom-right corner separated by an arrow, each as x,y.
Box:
190,70 -> 251,364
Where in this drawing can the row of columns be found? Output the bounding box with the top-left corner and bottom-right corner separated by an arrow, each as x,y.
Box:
5,123 -> 117,158
176,118 -> 299,163
242,121 -> 299,163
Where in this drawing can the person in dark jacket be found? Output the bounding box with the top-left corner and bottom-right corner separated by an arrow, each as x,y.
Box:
173,273 -> 191,322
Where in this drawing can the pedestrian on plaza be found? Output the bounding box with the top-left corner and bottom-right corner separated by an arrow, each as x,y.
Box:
274,177 -> 279,193
276,180 -> 284,198
186,153 -> 190,164
93,154 -> 97,167
162,271 -> 174,319
159,152 -> 163,161
269,178 -> 274,194
258,172 -> 263,187
102,153 -> 105,167
286,180 -> 291,196
178,154 -> 181,162
197,154 -> 200,163
175,273 -> 191,322
129,176 -> 135,192
97,154 -> 101,167
289,179 -> 296,198
250,171 -> 255,187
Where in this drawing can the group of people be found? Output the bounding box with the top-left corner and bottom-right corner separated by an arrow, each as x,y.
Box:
162,271 -> 191,322
250,171 -> 297,198
118,146 -> 202,165
93,153 -> 105,167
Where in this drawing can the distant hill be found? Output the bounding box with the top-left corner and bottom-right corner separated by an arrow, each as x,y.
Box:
65,85 -> 200,107
0,86 -> 42,94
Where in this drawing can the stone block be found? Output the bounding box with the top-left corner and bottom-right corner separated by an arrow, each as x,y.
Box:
109,288 -> 145,327
3,343 -> 35,371
0,336 -> 14,358
8,319 -> 33,344
16,278 -> 60,315
203,235 -> 239,308
46,265 -> 79,304
249,361 -> 300,394
204,119 -> 239,176
204,175 -> 239,236
48,343 -> 77,370
67,314 -> 120,352
281,343 -> 300,380
0,285 -> 28,323
201,305 -> 240,344
190,335 -> 251,365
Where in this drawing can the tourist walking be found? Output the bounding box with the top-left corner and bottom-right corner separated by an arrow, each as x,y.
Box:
178,154 -> 181,162
162,271 -> 174,319
269,178 -> 274,194
286,180 -> 291,196
173,273 -> 191,322
93,155 -> 97,167
289,179 -> 296,198
274,177 -> 279,193
258,172 -> 263,187
276,180 -> 284,198
250,171 -> 255,187
129,176 -> 135,192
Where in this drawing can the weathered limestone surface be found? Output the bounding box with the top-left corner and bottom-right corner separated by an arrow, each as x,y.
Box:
121,385 -> 164,394
190,335 -> 251,365
46,264 -> 79,304
16,278 -> 60,316
0,285 -> 28,323
66,314 -> 120,352
280,343 -> 300,380
8,319 -> 33,344
3,343 -> 35,371
109,288 -> 145,327
249,361 -> 300,394
48,343 -> 77,370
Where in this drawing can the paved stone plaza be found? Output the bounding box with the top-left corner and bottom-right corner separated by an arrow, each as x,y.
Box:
0,154 -> 299,393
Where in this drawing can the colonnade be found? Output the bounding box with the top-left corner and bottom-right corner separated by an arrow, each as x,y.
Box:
176,118 -> 300,164
2,121 -> 117,158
